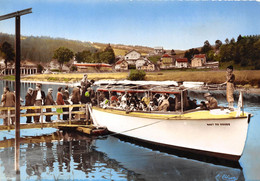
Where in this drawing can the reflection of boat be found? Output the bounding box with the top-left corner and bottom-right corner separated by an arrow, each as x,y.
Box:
91,82 -> 251,162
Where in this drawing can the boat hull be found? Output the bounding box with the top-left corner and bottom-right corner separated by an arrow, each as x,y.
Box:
92,107 -> 249,161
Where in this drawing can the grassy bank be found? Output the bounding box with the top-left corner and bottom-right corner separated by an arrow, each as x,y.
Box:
3,70 -> 260,88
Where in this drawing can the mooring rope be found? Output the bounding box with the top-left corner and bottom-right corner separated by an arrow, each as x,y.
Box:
97,119 -> 165,139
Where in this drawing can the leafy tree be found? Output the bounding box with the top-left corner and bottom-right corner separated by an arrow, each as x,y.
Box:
0,41 -> 15,69
215,40 -> 222,50
37,64 -> 44,73
201,40 -> 213,54
170,49 -> 176,56
184,48 -> 200,63
128,70 -> 146,80
149,55 -> 161,64
103,44 -> 115,64
75,50 -> 92,63
70,65 -> 78,72
225,38 -> 229,44
53,47 -> 74,71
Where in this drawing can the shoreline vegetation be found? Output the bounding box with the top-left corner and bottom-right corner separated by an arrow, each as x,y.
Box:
2,70 -> 260,89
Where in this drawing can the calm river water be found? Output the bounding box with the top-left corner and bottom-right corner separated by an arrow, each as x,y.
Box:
0,81 -> 259,181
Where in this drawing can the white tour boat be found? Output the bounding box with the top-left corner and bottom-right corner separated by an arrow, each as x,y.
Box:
90,82 -> 251,162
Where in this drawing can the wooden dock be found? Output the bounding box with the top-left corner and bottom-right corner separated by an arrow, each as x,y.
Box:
0,104 -> 107,135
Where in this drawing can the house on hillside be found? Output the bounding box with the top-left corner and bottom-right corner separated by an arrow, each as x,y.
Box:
115,59 -> 128,71
191,54 -> 206,67
140,61 -> 155,71
175,58 -> 188,68
74,62 -> 112,72
154,47 -> 164,55
135,58 -> 148,69
125,50 -> 141,65
158,53 -> 175,69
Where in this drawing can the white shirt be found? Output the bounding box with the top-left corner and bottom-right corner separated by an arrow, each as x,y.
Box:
36,90 -> 42,100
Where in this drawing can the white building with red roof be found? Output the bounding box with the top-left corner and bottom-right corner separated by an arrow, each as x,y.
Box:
175,58 -> 188,68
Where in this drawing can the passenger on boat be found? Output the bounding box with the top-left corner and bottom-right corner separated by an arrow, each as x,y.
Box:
110,91 -> 118,107
187,97 -> 198,110
141,92 -> 150,107
167,94 -> 175,111
204,93 -> 218,109
152,93 -> 160,106
158,94 -> 169,111
149,100 -> 158,111
199,101 -> 209,110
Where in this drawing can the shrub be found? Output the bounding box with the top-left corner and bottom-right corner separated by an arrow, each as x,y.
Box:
128,70 -> 146,81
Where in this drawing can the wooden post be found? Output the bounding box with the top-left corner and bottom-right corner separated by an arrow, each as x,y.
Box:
15,14 -> 21,174
40,106 -> 44,129
69,106 -> 72,125
7,108 -> 10,132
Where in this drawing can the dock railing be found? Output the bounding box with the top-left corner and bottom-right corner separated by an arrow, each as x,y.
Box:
0,104 -> 89,131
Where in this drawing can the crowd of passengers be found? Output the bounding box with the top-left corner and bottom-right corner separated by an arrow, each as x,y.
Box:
97,90 -> 218,112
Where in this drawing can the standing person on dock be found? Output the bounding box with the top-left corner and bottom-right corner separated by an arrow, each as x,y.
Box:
1,86 -> 15,125
63,86 -> 70,121
25,87 -> 34,123
71,85 -> 81,119
32,83 -> 46,123
222,65 -> 235,110
56,87 -> 64,121
45,88 -> 55,122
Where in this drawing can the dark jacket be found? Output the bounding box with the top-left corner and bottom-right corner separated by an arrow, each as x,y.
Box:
45,92 -> 55,105
71,87 -> 80,104
25,92 -> 34,106
1,91 -> 15,107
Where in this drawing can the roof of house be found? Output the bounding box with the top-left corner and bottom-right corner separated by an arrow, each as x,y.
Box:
162,54 -> 171,58
115,60 -> 127,65
74,63 -> 112,67
125,49 -> 141,56
193,54 -> 206,59
176,58 -> 188,63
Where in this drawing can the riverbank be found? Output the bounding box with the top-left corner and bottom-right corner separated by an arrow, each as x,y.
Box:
2,70 -> 260,88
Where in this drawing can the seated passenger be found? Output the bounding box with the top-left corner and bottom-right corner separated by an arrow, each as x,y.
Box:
187,97 -> 198,110
141,92 -> 150,107
167,95 -> 175,111
110,92 -> 118,107
158,94 -> 169,111
204,93 -> 218,109
149,101 -> 158,111
199,101 -> 209,110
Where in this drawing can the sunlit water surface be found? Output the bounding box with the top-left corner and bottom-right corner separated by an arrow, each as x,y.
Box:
0,81 -> 259,181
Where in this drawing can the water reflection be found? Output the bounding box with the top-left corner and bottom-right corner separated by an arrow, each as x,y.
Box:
0,130 -> 245,181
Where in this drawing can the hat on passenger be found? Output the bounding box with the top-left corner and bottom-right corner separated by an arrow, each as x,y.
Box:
204,93 -> 211,97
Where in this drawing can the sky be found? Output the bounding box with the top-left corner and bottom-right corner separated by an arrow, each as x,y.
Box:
0,0 -> 260,50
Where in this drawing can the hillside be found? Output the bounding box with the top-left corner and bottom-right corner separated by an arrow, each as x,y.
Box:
0,33 -> 97,63
0,33 -> 185,63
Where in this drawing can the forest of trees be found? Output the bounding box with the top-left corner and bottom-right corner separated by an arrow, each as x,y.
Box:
75,44 -> 116,64
184,35 -> 260,70
0,33 -> 96,63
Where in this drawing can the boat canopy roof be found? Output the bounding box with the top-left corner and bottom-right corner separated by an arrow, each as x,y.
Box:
96,83 -> 183,94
